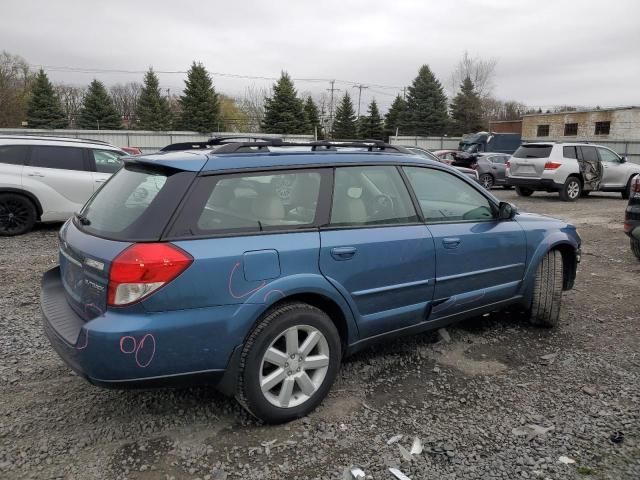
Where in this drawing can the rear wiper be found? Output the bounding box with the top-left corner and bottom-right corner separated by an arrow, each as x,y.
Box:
74,212 -> 91,226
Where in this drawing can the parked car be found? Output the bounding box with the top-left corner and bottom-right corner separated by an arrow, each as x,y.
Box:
473,153 -> 512,189
432,149 -> 457,164
0,135 -> 127,235
459,132 -> 521,155
402,146 -> 480,183
120,146 -> 143,155
624,174 -> 640,259
41,139 -> 581,424
506,142 -> 640,201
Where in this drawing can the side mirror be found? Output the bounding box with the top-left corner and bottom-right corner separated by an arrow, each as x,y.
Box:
620,156 -> 627,163
498,201 -> 517,220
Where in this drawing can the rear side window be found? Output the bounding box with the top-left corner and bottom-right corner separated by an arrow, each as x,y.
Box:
170,169 -> 327,237
79,165 -> 195,241
579,146 -> 598,163
30,146 -> 86,171
563,146 -> 577,159
330,166 -> 417,226
0,145 -> 29,165
513,145 -> 552,159
92,149 -> 125,173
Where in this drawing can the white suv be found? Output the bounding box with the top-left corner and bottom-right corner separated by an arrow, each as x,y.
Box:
506,142 -> 640,201
0,135 -> 127,235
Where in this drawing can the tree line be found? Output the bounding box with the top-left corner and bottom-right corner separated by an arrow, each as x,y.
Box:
1,50 -> 547,137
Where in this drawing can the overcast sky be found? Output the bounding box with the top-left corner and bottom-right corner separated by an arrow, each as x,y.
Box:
1,0 -> 638,112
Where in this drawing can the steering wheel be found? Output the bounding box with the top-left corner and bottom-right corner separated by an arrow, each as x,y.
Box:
372,194 -> 394,218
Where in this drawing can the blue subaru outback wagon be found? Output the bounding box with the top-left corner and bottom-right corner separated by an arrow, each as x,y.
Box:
41,138 -> 581,423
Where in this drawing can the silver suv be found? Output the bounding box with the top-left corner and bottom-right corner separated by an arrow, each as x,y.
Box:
506,142 -> 640,201
0,135 -> 126,235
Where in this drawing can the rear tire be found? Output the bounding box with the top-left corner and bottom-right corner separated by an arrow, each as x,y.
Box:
527,249 -> 563,328
631,238 -> 640,260
515,186 -> 534,197
559,177 -> 582,202
0,193 -> 37,236
236,302 -> 341,424
480,174 -> 494,189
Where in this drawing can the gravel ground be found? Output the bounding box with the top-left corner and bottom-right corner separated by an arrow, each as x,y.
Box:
1,190 -> 638,480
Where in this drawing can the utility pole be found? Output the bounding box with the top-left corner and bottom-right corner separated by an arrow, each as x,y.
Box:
352,84 -> 368,119
326,80 -> 341,138
402,86 -> 407,100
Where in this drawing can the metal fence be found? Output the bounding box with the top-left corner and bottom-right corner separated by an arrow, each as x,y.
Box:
389,135 -> 640,164
0,129 -> 315,153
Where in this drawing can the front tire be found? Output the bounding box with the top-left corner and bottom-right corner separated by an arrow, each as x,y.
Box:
559,177 -> 582,202
0,193 -> 37,236
631,238 -> 640,260
515,186 -> 534,197
236,302 -> 341,424
480,174 -> 494,189
527,249 -> 563,327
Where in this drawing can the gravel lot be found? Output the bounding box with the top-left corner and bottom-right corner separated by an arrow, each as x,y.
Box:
1,190 -> 638,480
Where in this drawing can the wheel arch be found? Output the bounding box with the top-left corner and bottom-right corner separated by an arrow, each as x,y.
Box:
520,237 -> 579,298
0,187 -> 43,218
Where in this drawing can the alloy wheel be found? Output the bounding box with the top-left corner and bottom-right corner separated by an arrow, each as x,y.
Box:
259,325 -> 330,408
567,180 -> 580,199
0,198 -> 30,235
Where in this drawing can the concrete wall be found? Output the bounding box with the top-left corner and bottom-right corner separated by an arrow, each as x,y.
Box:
0,129 -> 315,153
522,107 -> 640,141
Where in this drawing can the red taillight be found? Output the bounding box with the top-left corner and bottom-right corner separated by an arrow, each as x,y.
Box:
632,176 -> 640,193
623,221 -> 632,233
506,161 -> 511,168
108,243 -> 193,306
544,162 -> 562,170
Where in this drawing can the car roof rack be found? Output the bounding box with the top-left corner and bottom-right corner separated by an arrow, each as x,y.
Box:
0,134 -> 111,145
161,136 -> 409,154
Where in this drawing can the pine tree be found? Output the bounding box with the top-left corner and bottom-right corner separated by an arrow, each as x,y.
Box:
26,69 -> 67,128
179,62 -> 220,133
136,68 -> 173,130
400,65 -> 448,136
358,99 -> 384,140
332,92 -> 357,139
303,96 -> 321,136
78,80 -> 122,129
449,76 -> 484,135
384,95 -> 407,140
261,72 -> 307,134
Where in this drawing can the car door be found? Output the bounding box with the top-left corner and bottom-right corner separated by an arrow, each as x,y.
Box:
490,155 -> 508,183
319,165 -> 435,339
402,166 -> 527,319
597,147 -> 626,189
22,145 -> 94,221
89,148 -> 126,190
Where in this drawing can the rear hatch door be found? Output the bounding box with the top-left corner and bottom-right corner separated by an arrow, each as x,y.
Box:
509,144 -> 552,177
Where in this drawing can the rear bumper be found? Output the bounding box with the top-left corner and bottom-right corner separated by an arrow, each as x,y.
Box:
506,177 -> 562,191
40,266 -> 245,391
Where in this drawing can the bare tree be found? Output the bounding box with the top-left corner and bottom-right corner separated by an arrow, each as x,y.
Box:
0,51 -> 32,127
481,97 -> 530,123
110,82 -> 142,128
449,51 -> 497,98
54,84 -> 85,128
237,84 -> 268,132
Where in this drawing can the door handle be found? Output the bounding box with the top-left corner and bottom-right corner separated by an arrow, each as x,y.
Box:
95,179 -> 106,183
27,172 -> 45,177
442,237 -> 461,249
330,246 -> 357,260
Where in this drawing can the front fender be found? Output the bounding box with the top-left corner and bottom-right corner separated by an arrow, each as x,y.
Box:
519,232 -> 579,300
242,273 -> 360,344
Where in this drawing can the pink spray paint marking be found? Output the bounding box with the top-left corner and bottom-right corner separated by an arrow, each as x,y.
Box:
118,333 -> 156,368
228,261 -> 267,299
263,289 -> 285,302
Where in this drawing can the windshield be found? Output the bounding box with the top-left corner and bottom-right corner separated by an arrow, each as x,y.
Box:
78,164 -> 195,241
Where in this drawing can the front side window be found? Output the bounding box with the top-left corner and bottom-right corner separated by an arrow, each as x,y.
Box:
194,170 -> 323,233
330,166 -> 417,226
403,167 -> 494,223
597,147 -> 620,163
30,146 -> 85,171
0,145 -> 29,165
537,125 -> 550,137
92,149 -> 125,173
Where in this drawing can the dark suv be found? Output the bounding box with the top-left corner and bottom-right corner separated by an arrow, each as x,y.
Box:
41,139 -> 581,424
624,174 -> 640,259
